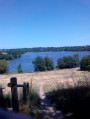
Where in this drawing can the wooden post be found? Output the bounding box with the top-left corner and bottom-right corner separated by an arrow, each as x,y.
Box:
23,82 -> 27,102
26,83 -> 29,96
10,77 -> 19,112
8,78 -> 30,110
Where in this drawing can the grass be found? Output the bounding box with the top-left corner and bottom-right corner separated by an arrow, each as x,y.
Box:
19,89 -> 43,119
0,68 -> 90,118
46,78 -> 90,119
0,86 -> 43,118
0,93 -> 11,109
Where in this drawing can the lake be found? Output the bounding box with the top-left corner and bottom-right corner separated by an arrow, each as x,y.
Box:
8,52 -> 90,72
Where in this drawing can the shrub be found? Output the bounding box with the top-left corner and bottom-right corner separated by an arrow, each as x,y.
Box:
80,55 -> 90,71
73,54 -> 80,67
3,54 -> 12,60
32,56 -> 46,71
0,59 -> 8,73
32,56 -> 54,71
0,52 -> 4,59
57,56 -> 77,69
17,63 -> 23,73
44,56 -> 54,71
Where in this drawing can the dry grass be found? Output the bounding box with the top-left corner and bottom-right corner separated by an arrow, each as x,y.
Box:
0,68 -> 90,95
46,78 -> 90,119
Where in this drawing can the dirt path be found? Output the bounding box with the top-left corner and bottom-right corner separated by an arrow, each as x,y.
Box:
39,82 -> 65,119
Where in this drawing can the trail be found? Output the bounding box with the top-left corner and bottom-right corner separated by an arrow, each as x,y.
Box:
39,82 -> 65,119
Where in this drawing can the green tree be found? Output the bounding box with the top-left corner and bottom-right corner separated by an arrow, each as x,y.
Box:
0,52 -> 4,59
33,56 -> 55,71
57,56 -> 77,69
44,56 -> 54,71
80,55 -> 90,71
0,59 -> 8,74
4,54 -> 12,60
17,63 -> 23,73
32,56 -> 46,71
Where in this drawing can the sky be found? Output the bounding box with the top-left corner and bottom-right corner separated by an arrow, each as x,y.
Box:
0,0 -> 90,49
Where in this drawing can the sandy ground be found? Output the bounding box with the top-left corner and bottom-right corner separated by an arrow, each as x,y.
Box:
0,68 -> 90,95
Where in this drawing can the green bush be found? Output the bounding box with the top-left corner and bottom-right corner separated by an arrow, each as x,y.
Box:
0,59 -> 8,73
32,56 -> 54,71
3,54 -> 12,60
80,55 -> 90,71
32,56 -> 46,71
73,54 -> 80,67
0,52 -> 4,59
57,56 -> 78,69
17,63 -> 23,73
44,56 -> 54,71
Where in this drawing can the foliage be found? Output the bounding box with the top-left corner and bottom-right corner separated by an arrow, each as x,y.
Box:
17,63 -> 23,73
80,55 -> 90,71
73,54 -> 80,67
0,52 -> 4,59
0,59 -> 8,73
32,56 -> 54,71
4,93 -> 11,108
32,56 -> 46,71
57,56 -> 78,69
20,89 -> 42,119
46,79 -> 90,119
3,54 -> 12,60
0,93 -> 11,109
44,56 -> 54,71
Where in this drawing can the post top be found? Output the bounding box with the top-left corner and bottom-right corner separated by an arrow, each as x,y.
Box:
10,77 -> 17,80
10,77 -> 17,84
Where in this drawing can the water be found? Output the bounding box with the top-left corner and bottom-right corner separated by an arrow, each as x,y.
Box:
8,52 -> 90,72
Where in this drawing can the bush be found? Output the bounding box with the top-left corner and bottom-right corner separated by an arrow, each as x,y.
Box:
73,54 -> 80,67
32,56 -> 46,71
0,59 -> 8,73
32,56 -> 54,71
17,63 -> 23,73
3,54 -> 12,60
0,52 -> 4,59
57,56 -> 77,69
80,55 -> 90,71
44,56 -> 54,71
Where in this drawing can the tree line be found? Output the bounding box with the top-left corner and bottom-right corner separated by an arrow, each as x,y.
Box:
0,54 -> 90,74
0,45 -> 90,60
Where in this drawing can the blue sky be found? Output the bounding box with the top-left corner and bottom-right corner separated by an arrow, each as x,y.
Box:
0,0 -> 90,49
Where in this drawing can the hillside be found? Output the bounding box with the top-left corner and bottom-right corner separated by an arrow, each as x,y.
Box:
0,68 -> 90,95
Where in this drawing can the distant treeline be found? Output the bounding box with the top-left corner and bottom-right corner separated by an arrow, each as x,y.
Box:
0,45 -> 90,60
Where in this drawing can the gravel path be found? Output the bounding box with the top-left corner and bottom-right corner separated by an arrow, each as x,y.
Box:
40,82 -> 65,119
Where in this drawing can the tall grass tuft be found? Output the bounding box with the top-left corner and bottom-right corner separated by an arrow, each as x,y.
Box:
19,89 -> 42,119
0,93 -> 11,109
